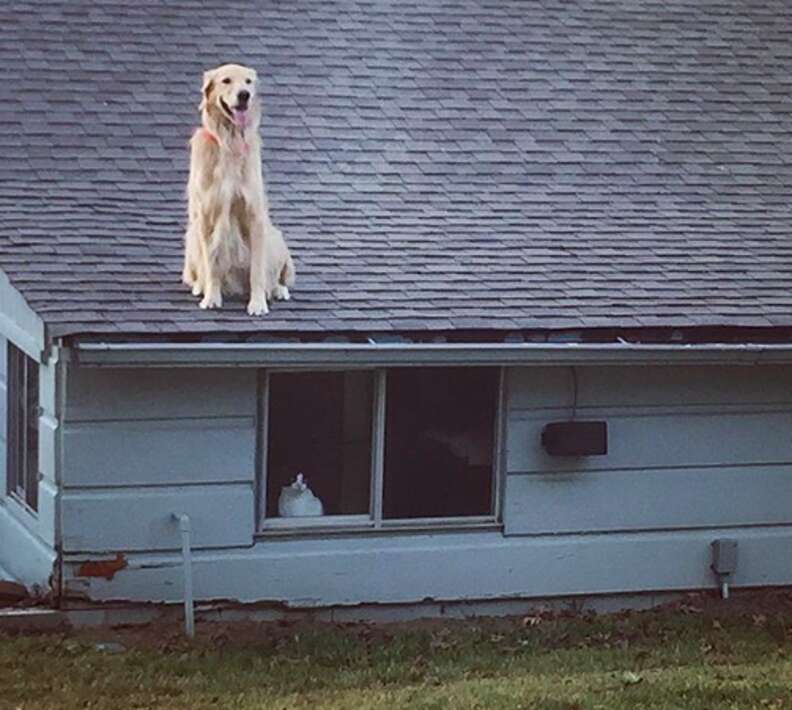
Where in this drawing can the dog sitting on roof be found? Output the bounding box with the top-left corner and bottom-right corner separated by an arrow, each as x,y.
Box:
182,63 -> 295,315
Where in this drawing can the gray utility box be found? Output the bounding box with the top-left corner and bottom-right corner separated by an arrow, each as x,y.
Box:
711,538 -> 738,576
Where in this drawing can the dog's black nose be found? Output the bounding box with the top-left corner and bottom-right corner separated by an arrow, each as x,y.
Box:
237,90 -> 250,103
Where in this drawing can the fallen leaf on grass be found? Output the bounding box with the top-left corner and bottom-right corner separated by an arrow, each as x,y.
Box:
522,615 -> 543,627
407,654 -> 428,681
429,633 -> 455,652
209,629 -> 230,646
701,637 -> 733,657
620,671 -> 643,686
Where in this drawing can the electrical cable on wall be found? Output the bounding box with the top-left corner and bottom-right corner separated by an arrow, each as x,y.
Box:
570,366 -> 579,420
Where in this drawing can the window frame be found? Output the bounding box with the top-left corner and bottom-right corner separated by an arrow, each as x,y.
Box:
257,365 -> 505,534
5,341 -> 39,513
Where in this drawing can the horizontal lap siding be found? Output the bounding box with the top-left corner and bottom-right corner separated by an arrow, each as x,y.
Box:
508,409 -> 792,473
62,367 -> 257,552
63,418 -> 255,487
61,484 -> 253,552
67,368 -> 257,421
508,366 -> 792,411
63,527 -> 792,605
506,466 -> 792,534
505,365 -> 792,536
61,362 -> 792,604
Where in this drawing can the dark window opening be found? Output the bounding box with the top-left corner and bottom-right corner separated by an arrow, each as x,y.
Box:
383,367 -> 499,519
266,371 -> 374,518
6,342 -> 39,511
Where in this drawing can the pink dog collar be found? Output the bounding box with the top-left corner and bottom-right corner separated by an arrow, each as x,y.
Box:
195,127 -> 248,155
196,127 -> 219,145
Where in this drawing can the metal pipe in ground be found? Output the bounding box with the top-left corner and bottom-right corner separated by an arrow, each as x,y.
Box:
172,513 -> 195,638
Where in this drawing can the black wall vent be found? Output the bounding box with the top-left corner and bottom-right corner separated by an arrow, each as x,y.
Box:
541,421 -> 608,457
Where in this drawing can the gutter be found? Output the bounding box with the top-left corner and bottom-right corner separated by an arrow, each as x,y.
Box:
72,340 -> 792,367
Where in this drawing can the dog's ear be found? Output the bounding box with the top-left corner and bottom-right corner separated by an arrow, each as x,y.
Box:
199,68 -> 216,111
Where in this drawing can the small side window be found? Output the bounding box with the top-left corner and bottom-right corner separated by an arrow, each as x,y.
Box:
6,342 -> 39,511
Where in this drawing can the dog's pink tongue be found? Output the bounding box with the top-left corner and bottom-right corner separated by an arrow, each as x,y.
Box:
233,109 -> 249,128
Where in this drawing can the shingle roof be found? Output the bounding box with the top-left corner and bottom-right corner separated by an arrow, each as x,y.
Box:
1,0 -> 791,339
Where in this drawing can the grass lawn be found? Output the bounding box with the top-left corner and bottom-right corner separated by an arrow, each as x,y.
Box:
3,591 -> 792,709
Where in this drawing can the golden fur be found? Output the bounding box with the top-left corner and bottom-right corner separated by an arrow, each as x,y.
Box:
182,63 -> 294,315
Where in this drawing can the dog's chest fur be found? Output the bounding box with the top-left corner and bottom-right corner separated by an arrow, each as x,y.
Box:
207,142 -> 252,204
204,143 -> 259,294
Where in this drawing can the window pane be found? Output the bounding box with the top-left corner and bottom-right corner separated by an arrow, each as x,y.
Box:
25,357 -> 39,510
5,343 -> 38,511
6,343 -> 22,496
383,367 -> 499,519
266,371 -> 374,518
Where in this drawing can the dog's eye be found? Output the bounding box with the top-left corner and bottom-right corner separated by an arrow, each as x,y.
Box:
245,78 -> 252,84
222,77 -> 231,84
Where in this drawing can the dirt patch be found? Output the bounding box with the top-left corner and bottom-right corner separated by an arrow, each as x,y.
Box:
661,587 -> 792,618
16,587 -> 789,654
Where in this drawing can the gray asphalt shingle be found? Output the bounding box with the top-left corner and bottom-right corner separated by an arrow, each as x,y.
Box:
0,0 -> 791,339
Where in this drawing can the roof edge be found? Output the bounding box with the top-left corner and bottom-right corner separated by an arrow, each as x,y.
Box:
69,340 -> 792,368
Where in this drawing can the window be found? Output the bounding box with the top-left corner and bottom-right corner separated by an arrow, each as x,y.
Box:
261,366 -> 501,530
266,371 -> 374,521
6,342 -> 39,511
383,368 -> 499,519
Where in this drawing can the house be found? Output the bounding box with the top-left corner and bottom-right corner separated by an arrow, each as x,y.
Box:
2,0 -> 792,618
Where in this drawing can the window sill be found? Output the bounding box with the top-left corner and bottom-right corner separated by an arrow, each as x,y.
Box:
260,514 -> 371,531
3,492 -> 38,521
256,516 -> 501,538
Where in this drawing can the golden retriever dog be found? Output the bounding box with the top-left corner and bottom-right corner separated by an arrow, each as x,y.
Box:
182,63 -> 294,315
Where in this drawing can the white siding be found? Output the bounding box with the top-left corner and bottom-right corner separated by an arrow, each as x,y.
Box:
60,362 -> 792,607
61,367 -> 257,553
504,365 -> 792,535
0,341 -> 59,588
63,526 -> 792,605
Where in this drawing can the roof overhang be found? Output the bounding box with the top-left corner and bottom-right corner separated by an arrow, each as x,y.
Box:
70,340 -> 792,368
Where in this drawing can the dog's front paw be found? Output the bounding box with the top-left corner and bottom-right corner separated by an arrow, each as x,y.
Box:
272,284 -> 290,301
200,292 -> 222,310
247,293 -> 269,316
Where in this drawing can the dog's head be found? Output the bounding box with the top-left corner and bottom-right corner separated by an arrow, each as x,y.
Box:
200,63 -> 259,129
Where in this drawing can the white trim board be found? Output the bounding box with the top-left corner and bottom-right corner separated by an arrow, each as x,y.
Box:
0,269 -> 45,361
